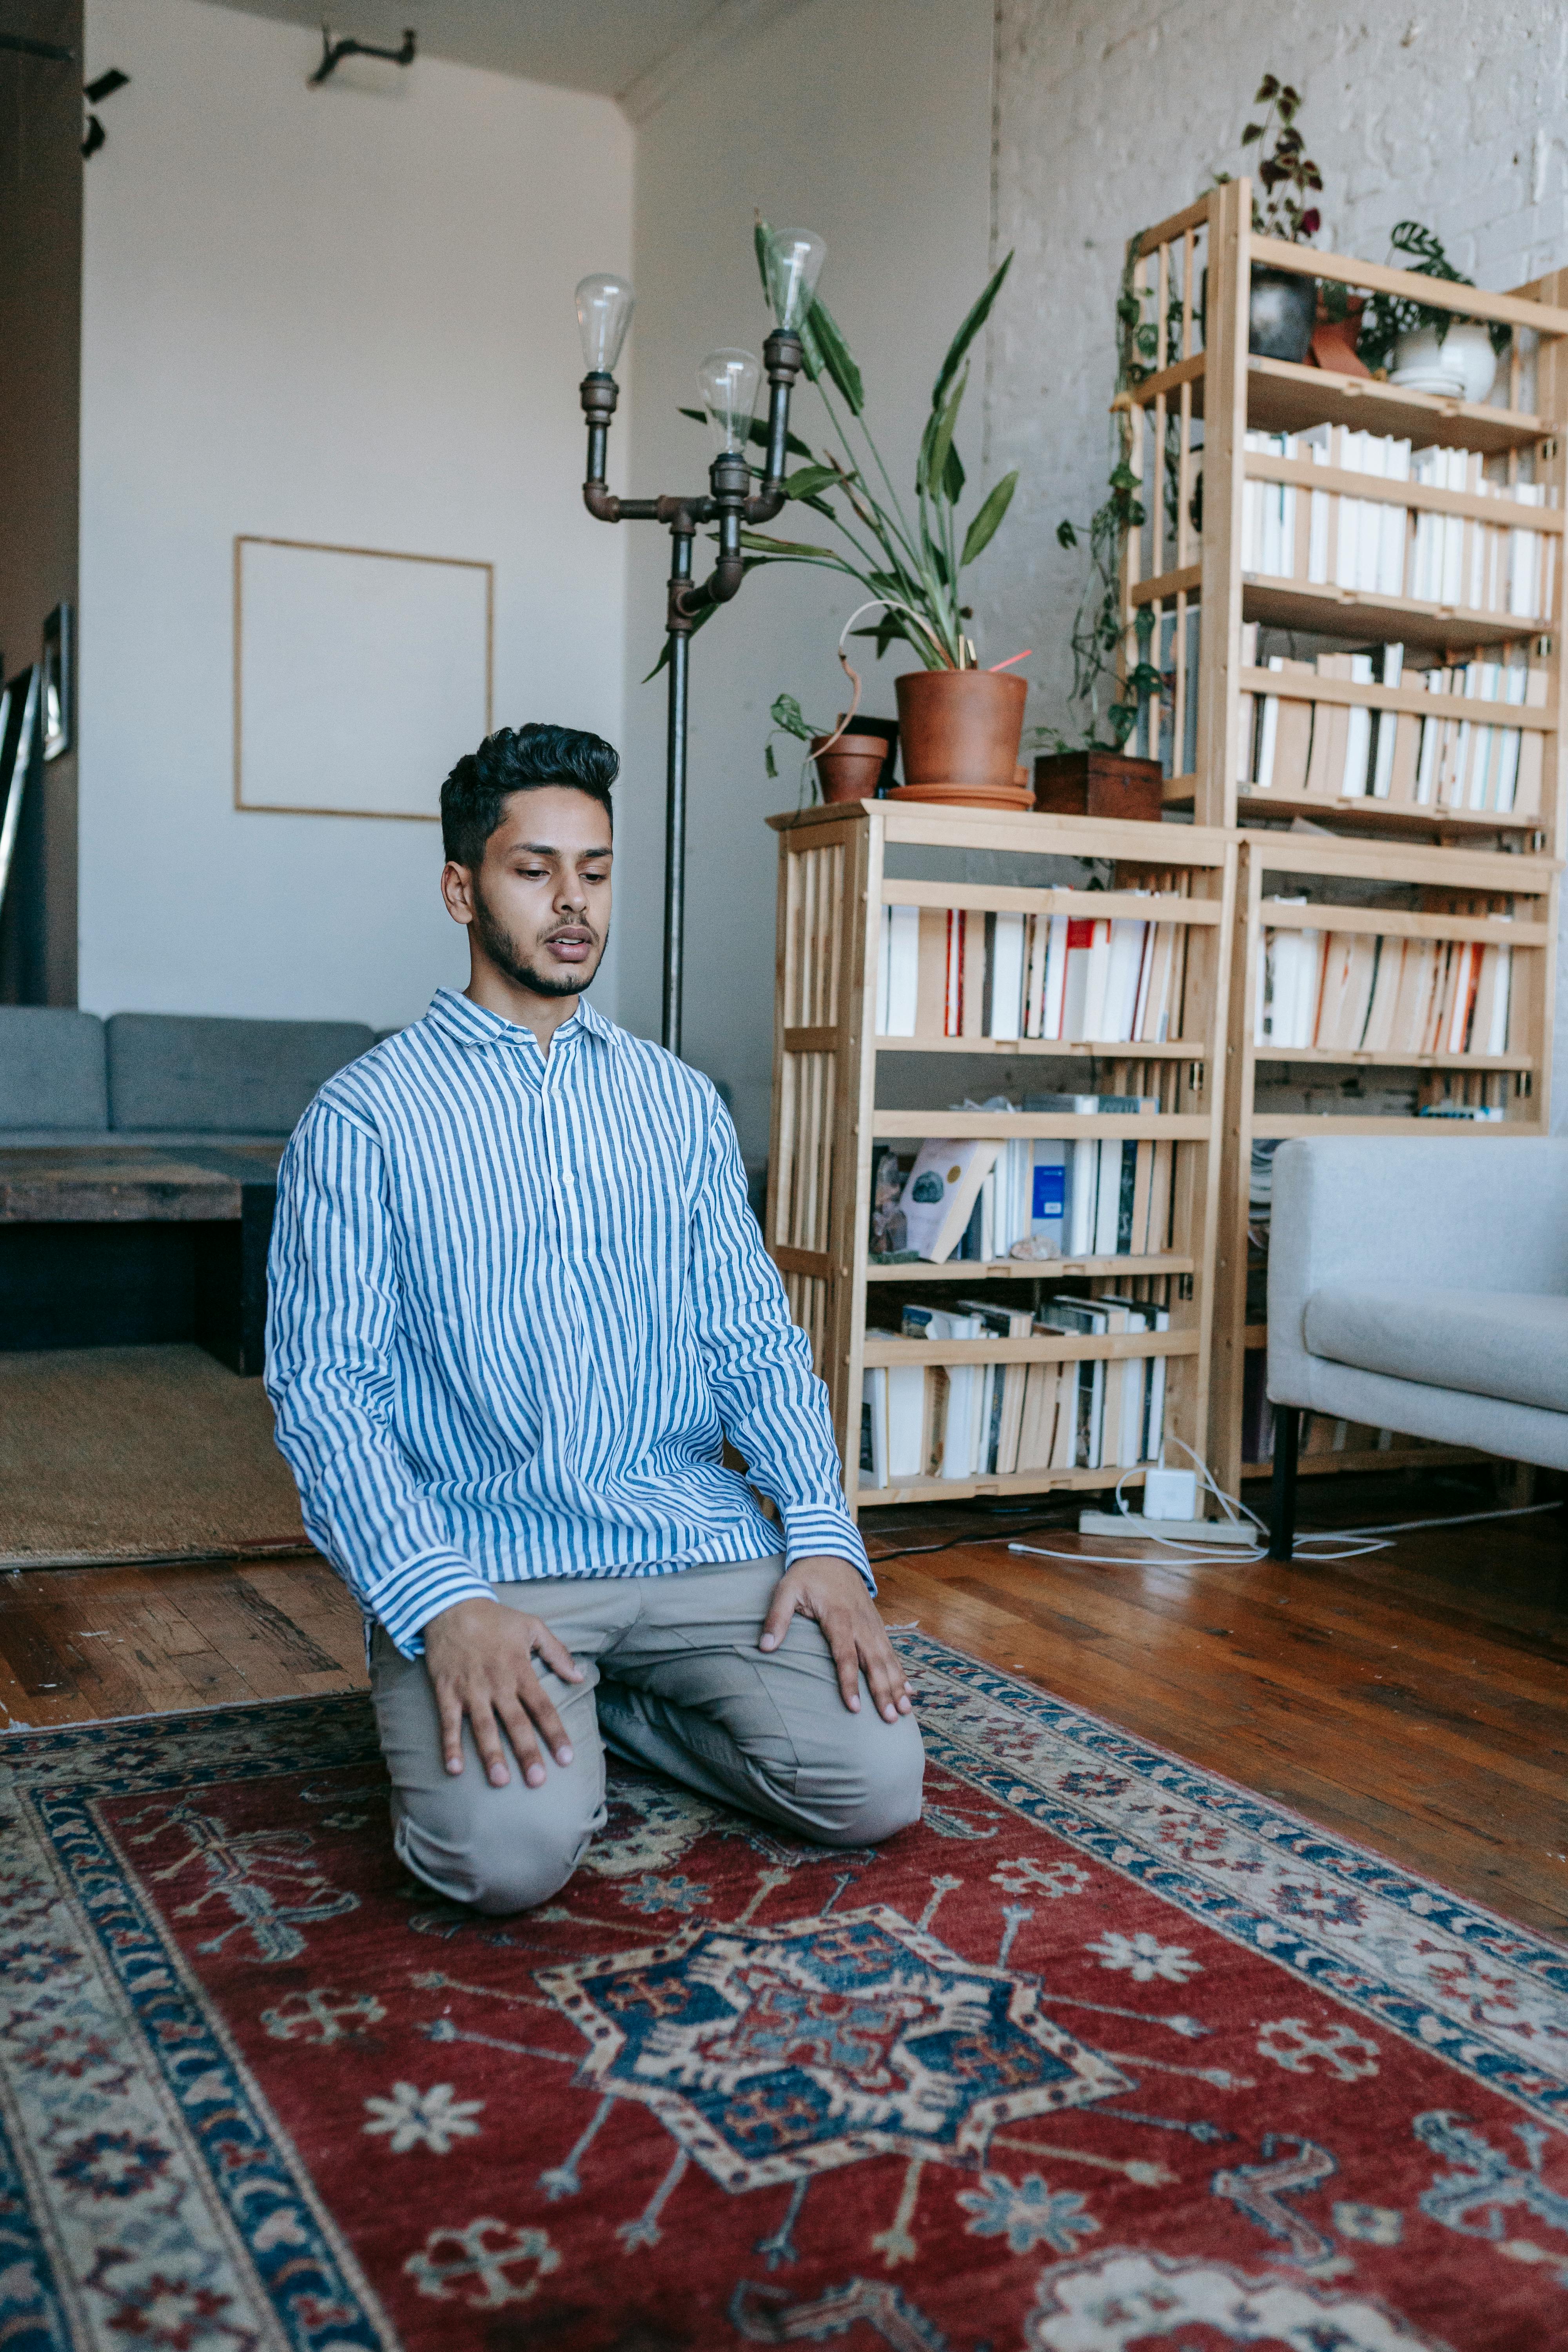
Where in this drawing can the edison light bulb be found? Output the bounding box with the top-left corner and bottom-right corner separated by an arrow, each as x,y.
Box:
697,348 -> 761,454
575,273 -> 634,374
764,229 -> 826,332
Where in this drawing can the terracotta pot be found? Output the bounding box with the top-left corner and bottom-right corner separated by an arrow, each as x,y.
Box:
893,668 -> 1027,799
810,728 -> 887,803
841,715 -> 899,793
1308,293 -> 1369,379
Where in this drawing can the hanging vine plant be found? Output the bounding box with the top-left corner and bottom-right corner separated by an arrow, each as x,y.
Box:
1038,241 -> 1167,753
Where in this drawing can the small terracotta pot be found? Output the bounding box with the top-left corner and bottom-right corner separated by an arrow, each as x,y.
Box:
1309,293 -> 1369,378
893,668 -> 1027,799
810,729 -> 888,803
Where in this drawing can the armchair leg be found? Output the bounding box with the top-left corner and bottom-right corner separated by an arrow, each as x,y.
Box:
1269,1406 -> 1299,1562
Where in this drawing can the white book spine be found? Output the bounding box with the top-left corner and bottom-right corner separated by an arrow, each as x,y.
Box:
884,904 -> 919,1037
988,911 -> 1025,1042
1491,946 -> 1512,1055
1043,914 -> 1069,1040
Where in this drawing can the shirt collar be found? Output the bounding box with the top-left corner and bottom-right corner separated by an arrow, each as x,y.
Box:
425,986 -> 617,1053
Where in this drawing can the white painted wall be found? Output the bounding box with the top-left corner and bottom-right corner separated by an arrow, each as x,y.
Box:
621,0 -> 996,1156
79,0 -> 633,1029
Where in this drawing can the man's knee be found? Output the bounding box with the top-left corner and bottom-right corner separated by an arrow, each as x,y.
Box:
392,1773 -> 602,1915
796,1709 -> 925,1847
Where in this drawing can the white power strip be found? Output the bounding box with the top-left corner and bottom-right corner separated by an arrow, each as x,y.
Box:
1077,1510 -> 1259,1548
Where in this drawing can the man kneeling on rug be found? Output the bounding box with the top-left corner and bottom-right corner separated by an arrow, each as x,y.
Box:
265,722 -> 922,1913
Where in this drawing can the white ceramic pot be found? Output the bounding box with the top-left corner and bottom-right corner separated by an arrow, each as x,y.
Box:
1390,321 -> 1497,405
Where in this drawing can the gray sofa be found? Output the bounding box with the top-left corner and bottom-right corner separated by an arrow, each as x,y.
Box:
1,1006 -> 377,1147
2,1007 -> 383,1372
1265,1134 -> 1568,1553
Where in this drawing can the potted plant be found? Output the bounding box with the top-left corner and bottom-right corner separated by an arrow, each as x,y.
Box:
683,223 -> 1029,806
1355,221 -> 1511,404
1216,75 -> 1322,362
764,694 -> 893,802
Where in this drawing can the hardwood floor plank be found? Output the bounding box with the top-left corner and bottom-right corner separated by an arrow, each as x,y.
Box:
2,1470 -> 1562,1939
942,1562 -> 1568,1802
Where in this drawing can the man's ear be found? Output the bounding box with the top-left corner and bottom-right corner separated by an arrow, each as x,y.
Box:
441,861 -> 476,928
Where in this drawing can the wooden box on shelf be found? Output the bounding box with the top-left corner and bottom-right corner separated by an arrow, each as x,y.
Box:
1033,750 -> 1164,822
764,798 -> 1236,1515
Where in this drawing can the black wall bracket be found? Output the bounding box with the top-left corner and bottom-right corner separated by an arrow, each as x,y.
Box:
82,66 -> 129,158
310,25 -> 417,84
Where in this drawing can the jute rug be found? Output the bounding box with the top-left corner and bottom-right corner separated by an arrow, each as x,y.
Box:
0,1346 -> 306,1566
3,1631 -> 1565,2351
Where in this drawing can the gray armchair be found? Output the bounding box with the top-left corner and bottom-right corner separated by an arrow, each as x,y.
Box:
1265,1135 -> 1568,1555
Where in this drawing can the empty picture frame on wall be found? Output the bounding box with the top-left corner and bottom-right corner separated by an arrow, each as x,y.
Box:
41,604 -> 71,761
233,537 -> 494,821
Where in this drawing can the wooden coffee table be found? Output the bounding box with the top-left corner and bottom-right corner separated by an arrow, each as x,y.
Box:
0,1145 -> 283,1374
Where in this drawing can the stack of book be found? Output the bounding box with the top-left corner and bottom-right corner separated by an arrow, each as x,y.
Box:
876,904 -> 1191,1044
1241,427 -> 1556,619
1241,627 -> 1546,816
1255,904 -> 1513,1057
880,1099 -> 1174,1265
860,1291 -> 1171,1487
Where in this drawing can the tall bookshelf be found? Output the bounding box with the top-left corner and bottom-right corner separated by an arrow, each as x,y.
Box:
1120,178 -> 1568,1492
764,800 -> 1235,1514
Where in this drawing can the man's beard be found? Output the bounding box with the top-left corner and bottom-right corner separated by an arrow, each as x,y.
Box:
472,884 -> 602,999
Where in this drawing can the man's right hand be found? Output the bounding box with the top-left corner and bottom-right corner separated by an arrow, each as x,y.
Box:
422,1597 -> 585,1789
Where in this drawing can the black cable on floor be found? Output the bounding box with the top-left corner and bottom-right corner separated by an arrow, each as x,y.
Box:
865,1511 -> 1080,1566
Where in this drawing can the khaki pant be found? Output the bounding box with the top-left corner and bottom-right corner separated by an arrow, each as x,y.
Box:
369,1555 -> 925,1913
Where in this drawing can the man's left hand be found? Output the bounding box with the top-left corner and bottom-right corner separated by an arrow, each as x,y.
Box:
759,1555 -> 913,1722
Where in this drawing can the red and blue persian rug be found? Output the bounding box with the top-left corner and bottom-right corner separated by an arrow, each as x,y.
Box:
3,1630 -> 1566,2352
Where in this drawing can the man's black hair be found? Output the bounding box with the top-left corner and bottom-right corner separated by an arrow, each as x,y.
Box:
441,723 -> 618,867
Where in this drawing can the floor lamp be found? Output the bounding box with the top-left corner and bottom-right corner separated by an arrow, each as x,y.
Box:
575,229 -> 825,1056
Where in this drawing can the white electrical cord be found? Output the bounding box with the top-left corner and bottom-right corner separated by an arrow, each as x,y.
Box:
1005,1436 -> 1561,1569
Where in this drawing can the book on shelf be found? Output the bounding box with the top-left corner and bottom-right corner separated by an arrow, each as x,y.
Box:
1255,899 -> 1514,1056
877,903 -> 1189,1045
1240,429 -> 1556,620
1022,1095 -> 1169,1261
877,1102 -> 1172,1265
1240,624 -> 1546,817
860,1286 -> 1172,1488
877,904 -> 920,1036
896,1137 -> 1002,1262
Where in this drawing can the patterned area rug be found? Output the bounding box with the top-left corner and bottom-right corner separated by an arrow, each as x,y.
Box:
3,1632 -> 1566,2352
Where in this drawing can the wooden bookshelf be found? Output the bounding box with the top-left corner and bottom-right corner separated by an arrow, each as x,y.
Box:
763,800 -> 1235,1515
1209,831 -> 1558,1493
1119,183 -> 1568,1492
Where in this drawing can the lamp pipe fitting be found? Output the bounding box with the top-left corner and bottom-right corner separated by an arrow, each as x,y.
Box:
581,372 -> 620,519
753,331 -> 802,511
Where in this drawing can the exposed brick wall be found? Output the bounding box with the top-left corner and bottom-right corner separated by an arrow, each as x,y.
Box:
980,0 -> 1568,1115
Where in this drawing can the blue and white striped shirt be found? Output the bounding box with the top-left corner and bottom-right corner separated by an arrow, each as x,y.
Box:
265,987 -> 868,1657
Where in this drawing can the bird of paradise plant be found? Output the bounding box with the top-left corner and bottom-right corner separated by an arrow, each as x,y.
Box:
672,220 -> 1019,684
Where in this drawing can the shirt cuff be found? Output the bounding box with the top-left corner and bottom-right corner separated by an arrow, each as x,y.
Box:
781,1505 -> 875,1595
371,1553 -> 502,1659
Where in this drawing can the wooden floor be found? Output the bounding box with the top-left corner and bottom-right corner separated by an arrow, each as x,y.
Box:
2,1466 -> 1563,1942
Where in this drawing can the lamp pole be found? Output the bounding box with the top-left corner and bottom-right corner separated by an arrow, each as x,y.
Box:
574,233 -> 824,1057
